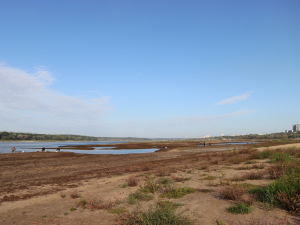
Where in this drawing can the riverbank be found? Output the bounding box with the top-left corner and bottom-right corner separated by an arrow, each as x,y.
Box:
1,141 -> 300,224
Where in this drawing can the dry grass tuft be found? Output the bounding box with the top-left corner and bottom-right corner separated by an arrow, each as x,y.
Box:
126,175 -> 139,187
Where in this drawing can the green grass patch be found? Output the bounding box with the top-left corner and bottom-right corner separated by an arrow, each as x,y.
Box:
129,191 -> 154,204
259,151 -> 273,159
227,203 -> 252,214
270,153 -> 294,164
249,173 -> 300,205
160,187 -> 195,199
70,207 -> 77,211
121,183 -> 127,188
157,200 -> 183,210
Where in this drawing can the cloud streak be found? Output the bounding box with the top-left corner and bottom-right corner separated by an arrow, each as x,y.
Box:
216,92 -> 252,105
0,64 -> 111,123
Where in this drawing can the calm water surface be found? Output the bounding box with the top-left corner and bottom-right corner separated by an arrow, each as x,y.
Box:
0,141 -> 157,154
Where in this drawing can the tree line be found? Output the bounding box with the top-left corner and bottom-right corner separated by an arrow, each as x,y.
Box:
0,131 -> 100,141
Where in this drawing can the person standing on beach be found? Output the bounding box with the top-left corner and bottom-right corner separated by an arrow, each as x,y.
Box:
11,146 -> 16,153
42,147 -> 45,152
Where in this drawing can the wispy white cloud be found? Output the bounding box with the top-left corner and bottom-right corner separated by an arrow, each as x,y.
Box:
216,92 -> 252,105
0,64 -> 111,123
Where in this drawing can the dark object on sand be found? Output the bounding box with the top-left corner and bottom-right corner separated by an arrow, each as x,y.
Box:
56,148 -> 60,152
42,147 -> 45,152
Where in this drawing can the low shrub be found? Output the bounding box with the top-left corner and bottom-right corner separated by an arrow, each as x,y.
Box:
69,189 -> 80,199
231,175 -> 246,182
276,189 -> 300,213
157,200 -> 183,210
117,205 -> 193,225
238,149 -> 251,154
171,175 -> 184,182
140,177 -> 160,193
250,173 -> 300,207
259,150 -> 273,159
159,177 -> 172,185
129,190 -> 154,204
252,163 -> 266,169
235,166 -> 250,170
76,198 -> 87,207
271,153 -> 294,164
60,192 -> 66,198
126,176 -> 138,187
230,157 -> 244,164
242,170 -> 265,180
160,185 -> 195,199
121,184 -> 127,188
77,196 -> 121,210
219,185 -> 247,202
227,203 -> 251,214
268,161 -> 300,179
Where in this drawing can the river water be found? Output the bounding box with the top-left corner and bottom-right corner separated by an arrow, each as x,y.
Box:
0,141 -> 157,154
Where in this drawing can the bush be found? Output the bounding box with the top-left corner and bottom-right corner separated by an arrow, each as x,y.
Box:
117,205 -> 193,225
77,195 -> 121,210
159,177 -> 172,185
271,153 -> 294,164
259,150 -> 273,159
129,191 -> 154,204
219,186 -> 247,202
69,189 -> 80,199
250,173 -> 300,207
171,175 -> 184,182
160,185 -> 195,199
140,177 -> 160,193
269,161 -> 300,179
126,176 -> 138,187
60,192 -> 66,198
252,163 -> 266,169
242,170 -> 265,180
227,203 -> 251,214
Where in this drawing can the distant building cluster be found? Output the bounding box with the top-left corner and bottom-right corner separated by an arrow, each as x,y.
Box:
293,124 -> 300,132
285,124 -> 300,133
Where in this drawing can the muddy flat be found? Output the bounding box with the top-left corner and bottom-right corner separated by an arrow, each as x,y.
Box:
1,141 -> 300,224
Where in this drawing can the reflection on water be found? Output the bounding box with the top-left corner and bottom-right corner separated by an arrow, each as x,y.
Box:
0,141 -> 157,154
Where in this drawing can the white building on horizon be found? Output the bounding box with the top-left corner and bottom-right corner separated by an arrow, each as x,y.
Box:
293,124 -> 300,132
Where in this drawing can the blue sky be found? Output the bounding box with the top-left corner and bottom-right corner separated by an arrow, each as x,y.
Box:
0,0 -> 299,138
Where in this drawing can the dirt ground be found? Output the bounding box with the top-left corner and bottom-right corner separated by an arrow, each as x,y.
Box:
1,141 -> 300,225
